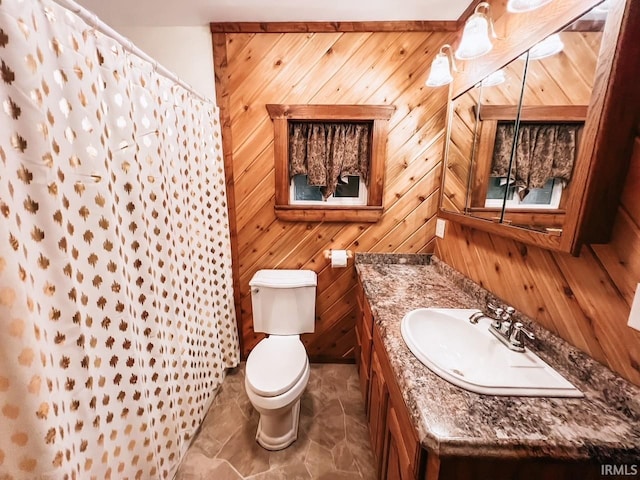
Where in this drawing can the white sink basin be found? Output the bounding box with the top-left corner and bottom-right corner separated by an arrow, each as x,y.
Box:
401,308 -> 583,397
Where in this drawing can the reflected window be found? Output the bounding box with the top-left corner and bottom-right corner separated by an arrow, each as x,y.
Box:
485,177 -> 562,209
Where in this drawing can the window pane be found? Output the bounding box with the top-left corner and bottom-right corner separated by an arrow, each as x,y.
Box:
293,175 -> 323,201
486,177 -> 515,200
520,179 -> 555,205
334,176 -> 361,198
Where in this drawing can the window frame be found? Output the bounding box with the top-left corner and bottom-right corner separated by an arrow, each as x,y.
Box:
471,104 -> 586,210
266,104 -> 395,223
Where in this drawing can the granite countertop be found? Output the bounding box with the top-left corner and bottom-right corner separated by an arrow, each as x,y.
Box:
355,253 -> 640,462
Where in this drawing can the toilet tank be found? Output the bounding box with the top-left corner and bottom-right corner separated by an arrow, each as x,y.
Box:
249,269 -> 317,335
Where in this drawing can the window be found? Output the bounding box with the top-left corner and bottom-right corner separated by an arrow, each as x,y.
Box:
266,104 -> 395,222
485,177 -> 563,209
469,104 -> 586,214
290,174 -> 368,206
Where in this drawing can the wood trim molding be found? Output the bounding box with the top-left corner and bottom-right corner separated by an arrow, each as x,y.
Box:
266,104 -> 395,120
211,33 -> 244,358
478,105 -> 589,122
267,104 -> 395,223
438,210 -> 565,248
210,21 -> 458,33
465,208 -> 566,231
274,206 -> 383,223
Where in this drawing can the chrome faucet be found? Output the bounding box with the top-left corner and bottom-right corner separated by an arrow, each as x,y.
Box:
487,303 -> 515,336
471,302 -> 536,353
468,311 -> 487,324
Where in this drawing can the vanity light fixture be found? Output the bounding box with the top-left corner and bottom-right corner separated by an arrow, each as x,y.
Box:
480,69 -> 506,87
527,33 -> 564,60
507,0 -> 553,13
455,2 -> 496,61
426,44 -> 457,87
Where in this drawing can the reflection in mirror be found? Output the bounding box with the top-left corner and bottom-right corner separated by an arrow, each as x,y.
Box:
441,83 -> 479,214
441,4 -> 607,235
502,7 -> 605,233
441,54 -> 528,222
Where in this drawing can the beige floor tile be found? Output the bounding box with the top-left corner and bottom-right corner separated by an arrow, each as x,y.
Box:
246,463 -> 312,480
175,453 -> 243,480
176,363 -> 376,480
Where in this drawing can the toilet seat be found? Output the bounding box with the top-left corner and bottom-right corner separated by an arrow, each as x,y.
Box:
246,336 -> 308,397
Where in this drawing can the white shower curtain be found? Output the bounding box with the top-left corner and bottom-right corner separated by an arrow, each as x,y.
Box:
0,0 -> 239,478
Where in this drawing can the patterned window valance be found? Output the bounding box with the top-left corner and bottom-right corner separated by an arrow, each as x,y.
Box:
491,122 -> 581,198
289,122 -> 371,199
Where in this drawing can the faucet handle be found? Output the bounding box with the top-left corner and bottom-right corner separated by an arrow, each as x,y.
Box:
510,322 -> 535,349
486,303 -> 504,317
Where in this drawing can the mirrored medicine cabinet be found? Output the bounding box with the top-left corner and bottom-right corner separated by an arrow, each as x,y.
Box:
438,0 -> 640,255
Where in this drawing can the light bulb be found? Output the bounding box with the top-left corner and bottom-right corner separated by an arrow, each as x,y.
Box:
528,33 -> 564,60
426,53 -> 453,87
481,69 -> 506,87
456,8 -> 494,60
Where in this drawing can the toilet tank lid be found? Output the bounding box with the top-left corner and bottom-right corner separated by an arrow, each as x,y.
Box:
250,269 -> 317,288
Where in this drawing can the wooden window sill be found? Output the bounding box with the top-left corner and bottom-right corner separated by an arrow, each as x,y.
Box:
275,205 -> 383,222
467,207 -> 566,215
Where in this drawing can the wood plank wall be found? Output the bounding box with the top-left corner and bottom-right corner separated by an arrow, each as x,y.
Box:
213,29 -> 456,361
436,137 -> 640,386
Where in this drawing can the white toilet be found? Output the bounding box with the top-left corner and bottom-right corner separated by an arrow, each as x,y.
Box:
245,269 -> 317,450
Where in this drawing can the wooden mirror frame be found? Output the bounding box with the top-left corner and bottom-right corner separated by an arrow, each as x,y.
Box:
438,0 -> 640,255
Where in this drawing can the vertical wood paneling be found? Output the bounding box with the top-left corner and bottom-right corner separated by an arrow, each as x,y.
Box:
216,31 -> 454,360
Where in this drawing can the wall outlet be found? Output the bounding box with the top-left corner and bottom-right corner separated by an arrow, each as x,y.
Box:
628,283 -> 640,332
435,218 -> 446,239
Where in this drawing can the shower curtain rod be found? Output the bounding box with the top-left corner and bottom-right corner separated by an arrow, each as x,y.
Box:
51,0 -> 218,110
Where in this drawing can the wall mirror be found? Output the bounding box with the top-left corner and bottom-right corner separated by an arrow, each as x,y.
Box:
438,0 -> 637,254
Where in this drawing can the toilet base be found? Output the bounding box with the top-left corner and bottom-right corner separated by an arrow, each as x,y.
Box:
255,398 -> 301,451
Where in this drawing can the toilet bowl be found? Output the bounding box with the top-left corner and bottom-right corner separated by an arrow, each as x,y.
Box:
245,335 -> 310,450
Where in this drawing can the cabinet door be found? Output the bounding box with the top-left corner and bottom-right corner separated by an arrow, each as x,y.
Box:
368,349 -> 388,477
355,320 -> 370,407
385,432 -> 403,480
374,325 -> 421,480
355,279 -> 373,407
385,404 -> 414,480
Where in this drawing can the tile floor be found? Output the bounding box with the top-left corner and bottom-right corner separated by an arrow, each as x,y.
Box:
175,363 -> 376,480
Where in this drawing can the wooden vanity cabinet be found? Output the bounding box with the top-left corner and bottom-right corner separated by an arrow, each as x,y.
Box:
356,282 -> 604,480
374,325 -> 423,480
357,280 -> 425,479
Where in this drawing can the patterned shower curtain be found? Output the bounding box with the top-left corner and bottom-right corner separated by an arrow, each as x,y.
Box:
0,1 -> 239,478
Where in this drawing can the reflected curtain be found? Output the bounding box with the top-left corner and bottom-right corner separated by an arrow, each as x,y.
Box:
0,0 -> 239,478
289,122 -> 371,198
491,122 -> 580,197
